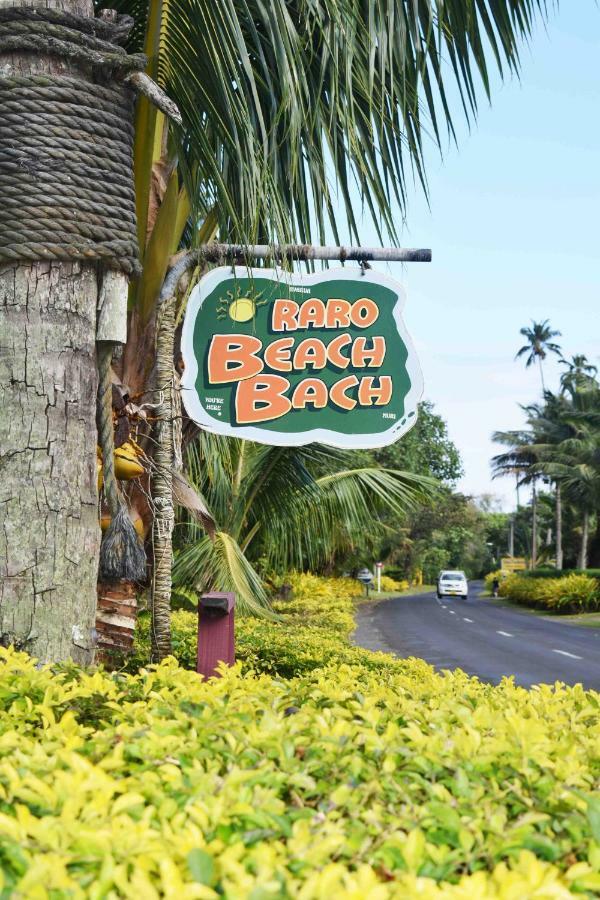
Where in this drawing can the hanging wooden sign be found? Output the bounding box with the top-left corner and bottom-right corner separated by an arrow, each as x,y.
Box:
181,266 -> 423,448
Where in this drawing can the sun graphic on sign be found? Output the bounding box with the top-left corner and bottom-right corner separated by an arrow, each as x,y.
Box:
228,297 -> 255,322
217,288 -> 266,323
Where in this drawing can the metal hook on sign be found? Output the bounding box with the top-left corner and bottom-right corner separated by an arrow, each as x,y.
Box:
359,259 -> 372,276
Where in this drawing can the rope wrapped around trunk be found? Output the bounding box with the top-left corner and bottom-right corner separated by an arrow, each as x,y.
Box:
0,7 -> 143,275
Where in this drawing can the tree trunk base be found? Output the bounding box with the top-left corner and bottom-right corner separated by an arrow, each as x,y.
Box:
95,581 -> 137,664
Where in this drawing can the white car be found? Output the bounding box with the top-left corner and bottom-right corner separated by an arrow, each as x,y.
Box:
437,570 -> 468,599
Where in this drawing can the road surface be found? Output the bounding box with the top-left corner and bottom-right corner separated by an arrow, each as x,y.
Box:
354,582 -> 600,689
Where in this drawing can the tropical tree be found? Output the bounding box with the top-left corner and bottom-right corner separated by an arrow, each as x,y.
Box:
172,435 -> 435,611
559,354 -> 598,394
515,320 -> 562,392
493,377 -> 600,571
491,428 -> 539,566
529,383 -> 600,570
0,0 -> 551,662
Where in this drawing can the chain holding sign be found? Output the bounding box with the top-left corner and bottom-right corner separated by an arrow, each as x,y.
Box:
181,266 -> 423,449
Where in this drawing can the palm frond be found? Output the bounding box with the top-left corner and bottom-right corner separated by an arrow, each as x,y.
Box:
172,530 -> 273,616
102,0 -> 550,249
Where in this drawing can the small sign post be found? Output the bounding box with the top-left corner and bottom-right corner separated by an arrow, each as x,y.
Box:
357,568 -> 374,598
197,592 -> 235,679
375,561 -> 383,593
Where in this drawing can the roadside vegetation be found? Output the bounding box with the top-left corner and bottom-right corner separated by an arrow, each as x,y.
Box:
485,570 -> 600,614
3,573 -> 600,897
493,323 -> 600,571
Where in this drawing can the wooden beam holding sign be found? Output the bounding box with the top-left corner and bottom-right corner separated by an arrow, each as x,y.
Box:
181,266 -> 424,449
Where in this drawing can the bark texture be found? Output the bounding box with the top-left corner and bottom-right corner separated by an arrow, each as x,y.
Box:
578,510 -> 590,571
530,480 -> 537,569
151,298 -> 175,660
0,0 -> 99,663
555,483 -> 563,571
0,263 -> 99,662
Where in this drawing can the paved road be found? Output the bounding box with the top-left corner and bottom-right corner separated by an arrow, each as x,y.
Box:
354,581 -> 600,690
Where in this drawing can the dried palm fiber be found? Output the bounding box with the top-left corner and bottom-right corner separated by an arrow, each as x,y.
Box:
97,345 -> 146,583
0,6 -> 152,582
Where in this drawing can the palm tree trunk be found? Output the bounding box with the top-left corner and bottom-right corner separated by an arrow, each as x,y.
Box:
531,481 -> 538,569
578,510 -> 590,571
538,356 -> 546,393
151,299 -> 175,660
555,483 -> 563,570
0,0 -> 100,664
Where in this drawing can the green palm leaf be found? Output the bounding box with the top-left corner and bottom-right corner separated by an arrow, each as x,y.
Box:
173,530 -> 273,616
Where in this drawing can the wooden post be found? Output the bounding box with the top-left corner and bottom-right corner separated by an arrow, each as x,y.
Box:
197,592 -> 235,679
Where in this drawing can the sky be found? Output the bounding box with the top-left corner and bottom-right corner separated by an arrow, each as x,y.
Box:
341,3 -> 600,509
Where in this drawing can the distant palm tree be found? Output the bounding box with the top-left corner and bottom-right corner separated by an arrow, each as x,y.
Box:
521,392 -> 573,570
491,429 -> 539,567
515,320 -> 562,392
530,382 -> 600,570
559,354 -> 599,393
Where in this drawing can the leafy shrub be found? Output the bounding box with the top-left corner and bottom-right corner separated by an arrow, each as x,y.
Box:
377,574 -> 409,592
499,573 -> 600,613
2,647 -> 600,896
520,568 -> 600,580
130,572 -> 363,678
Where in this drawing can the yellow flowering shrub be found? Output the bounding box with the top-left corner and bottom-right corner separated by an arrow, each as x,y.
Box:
1,647 -> 600,897
499,573 -> 600,613
4,573 -> 600,896
378,575 -> 410,593
133,573 -> 363,678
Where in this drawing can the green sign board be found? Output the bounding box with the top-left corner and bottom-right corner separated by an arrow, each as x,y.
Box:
181,267 -> 422,448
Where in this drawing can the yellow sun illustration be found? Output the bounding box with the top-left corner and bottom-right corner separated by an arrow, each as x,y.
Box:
228,297 -> 256,322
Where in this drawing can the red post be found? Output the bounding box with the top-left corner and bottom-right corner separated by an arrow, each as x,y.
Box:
197,592 -> 235,678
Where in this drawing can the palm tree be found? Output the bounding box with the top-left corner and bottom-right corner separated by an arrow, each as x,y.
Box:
0,0 -> 552,662
531,383 -> 600,570
491,429 -> 539,567
494,380 -> 600,572
515,320 -> 562,393
559,354 -> 599,394
172,435 -> 436,611
520,392 -> 573,570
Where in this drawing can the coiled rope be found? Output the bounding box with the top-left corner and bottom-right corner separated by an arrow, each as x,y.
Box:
0,7 -> 143,275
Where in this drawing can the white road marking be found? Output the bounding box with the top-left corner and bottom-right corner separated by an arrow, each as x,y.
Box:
441,605 -> 447,609
496,630 -> 513,637
448,610 -> 456,615
552,649 -> 583,660
463,617 -> 474,623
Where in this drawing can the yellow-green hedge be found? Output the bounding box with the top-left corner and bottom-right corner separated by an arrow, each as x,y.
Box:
377,575 -> 410,593
4,573 -> 600,897
1,647 -> 600,897
499,573 -> 600,613
132,573 -> 363,679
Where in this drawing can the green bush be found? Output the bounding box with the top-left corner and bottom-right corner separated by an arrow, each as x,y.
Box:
130,573 -> 366,679
376,574 -> 409,593
520,569 -> 600,580
499,573 -> 600,613
2,646 -> 600,897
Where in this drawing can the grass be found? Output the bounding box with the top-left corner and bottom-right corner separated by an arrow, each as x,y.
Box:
361,584 -> 434,602
479,590 -> 600,626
